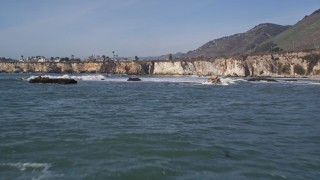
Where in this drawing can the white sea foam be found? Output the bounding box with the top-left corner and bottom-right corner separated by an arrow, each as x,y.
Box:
142,76 -> 207,83
27,74 -> 106,81
0,162 -> 63,180
30,75 -> 320,86
286,80 -> 320,86
106,76 -> 245,86
104,76 -> 208,83
0,162 -> 51,172
309,82 -> 320,85
70,74 -> 106,81
202,77 -> 246,85
25,75 -> 245,85
245,78 -> 320,86
220,78 -> 246,85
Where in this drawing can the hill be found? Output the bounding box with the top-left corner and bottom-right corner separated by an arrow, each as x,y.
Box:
142,52 -> 184,60
146,8 -> 320,59
183,23 -> 290,58
270,9 -> 320,51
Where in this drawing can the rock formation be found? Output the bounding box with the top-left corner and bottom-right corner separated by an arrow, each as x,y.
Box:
1,50 -> 320,77
207,76 -> 221,84
29,76 -> 77,84
127,77 -> 142,81
247,77 -> 277,82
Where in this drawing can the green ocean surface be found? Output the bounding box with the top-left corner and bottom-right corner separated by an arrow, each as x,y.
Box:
0,74 -> 320,179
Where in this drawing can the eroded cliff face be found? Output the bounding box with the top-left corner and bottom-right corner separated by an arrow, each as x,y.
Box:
1,51 -> 320,77
152,51 -> 320,77
0,61 -> 152,75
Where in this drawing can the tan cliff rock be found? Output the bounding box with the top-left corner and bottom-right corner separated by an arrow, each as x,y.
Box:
1,50 -> 319,77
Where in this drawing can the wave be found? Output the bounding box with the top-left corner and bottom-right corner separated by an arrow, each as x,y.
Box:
101,75 -> 246,86
27,74 -> 106,81
97,75 -> 209,83
25,75 -> 319,86
0,162 -> 63,180
221,78 -> 246,85
0,162 -> 51,172
309,82 -> 320,85
247,78 -> 320,85
202,77 -> 246,86
283,80 -> 320,86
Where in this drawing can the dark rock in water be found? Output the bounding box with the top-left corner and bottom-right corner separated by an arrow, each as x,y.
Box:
207,75 -> 221,84
284,79 -> 298,82
247,77 -> 277,82
127,77 -> 141,81
29,76 -> 77,84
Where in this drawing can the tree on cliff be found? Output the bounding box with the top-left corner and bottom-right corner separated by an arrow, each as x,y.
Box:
169,54 -> 173,60
0,57 -> 15,62
61,57 -> 70,62
135,56 -> 139,61
102,55 -> 106,61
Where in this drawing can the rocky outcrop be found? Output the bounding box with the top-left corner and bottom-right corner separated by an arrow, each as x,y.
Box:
247,77 -> 277,82
0,61 -> 152,75
127,77 -> 141,81
1,50 -> 320,77
29,76 -> 77,84
207,76 -> 221,84
152,50 -> 320,77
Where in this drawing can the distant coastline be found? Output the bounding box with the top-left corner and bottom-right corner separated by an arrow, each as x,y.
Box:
1,50 -> 320,77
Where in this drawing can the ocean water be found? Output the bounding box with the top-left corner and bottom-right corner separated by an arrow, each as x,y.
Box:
0,73 -> 320,180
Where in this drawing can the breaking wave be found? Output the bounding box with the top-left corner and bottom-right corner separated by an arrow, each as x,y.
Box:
247,78 -> 320,85
88,75 -> 210,83
25,74 -> 319,86
27,74 -> 106,81
106,76 -> 246,86
0,162 -> 51,172
202,77 -> 246,85
0,162 -> 63,180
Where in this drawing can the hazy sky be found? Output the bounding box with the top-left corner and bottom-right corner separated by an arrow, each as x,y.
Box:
0,0 -> 319,58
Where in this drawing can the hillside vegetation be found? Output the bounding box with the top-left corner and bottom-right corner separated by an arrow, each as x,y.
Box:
184,23 -> 290,57
180,8 -> 320,58
272,10 -> 320,51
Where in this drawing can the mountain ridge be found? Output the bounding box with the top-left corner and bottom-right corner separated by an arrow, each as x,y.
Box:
270,8 -> 320,51
156,8 -> 320,59
182,23 -> 290,58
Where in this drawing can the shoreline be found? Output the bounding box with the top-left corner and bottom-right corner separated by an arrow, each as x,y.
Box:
1,72 -> 319,80
1,50 -> 319,77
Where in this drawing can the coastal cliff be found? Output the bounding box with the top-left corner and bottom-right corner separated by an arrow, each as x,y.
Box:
1,51 -> 320,77
0,61 -> 152,75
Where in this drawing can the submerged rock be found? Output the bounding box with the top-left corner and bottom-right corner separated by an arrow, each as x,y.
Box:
284,79 -> 298,82
207,76 -> 221,84
29,76 -> 77,84
247,77 -> 277,82
127,77 -> 141,81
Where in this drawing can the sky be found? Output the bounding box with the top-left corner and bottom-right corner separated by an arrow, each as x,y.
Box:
0,0 -> 319,59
